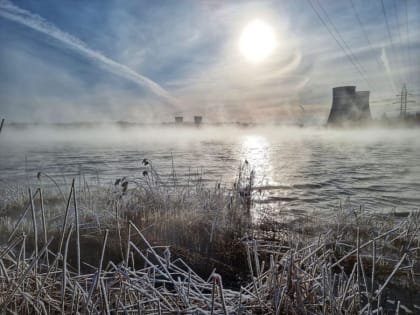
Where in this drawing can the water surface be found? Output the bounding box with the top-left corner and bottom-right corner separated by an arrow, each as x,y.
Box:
1,126 -> 419,213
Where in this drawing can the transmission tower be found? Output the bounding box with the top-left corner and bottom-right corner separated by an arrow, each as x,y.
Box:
395,84 -> 415,119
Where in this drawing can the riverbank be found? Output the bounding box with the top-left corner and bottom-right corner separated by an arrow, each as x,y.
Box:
0,164 -> 419,313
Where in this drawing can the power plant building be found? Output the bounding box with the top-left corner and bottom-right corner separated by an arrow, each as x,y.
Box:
194,116 -> 202,126
327,86 -> 372,125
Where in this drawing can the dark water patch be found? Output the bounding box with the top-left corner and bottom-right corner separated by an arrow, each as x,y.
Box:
254,185 -> 293,191
292,183 -> 325,189
352,174 -> 391,181
254,196 -> 298,204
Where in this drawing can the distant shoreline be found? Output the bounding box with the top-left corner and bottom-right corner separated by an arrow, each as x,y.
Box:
3,118 -> 420,130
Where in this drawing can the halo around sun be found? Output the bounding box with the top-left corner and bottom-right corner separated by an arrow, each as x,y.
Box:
239,19 -> 277,64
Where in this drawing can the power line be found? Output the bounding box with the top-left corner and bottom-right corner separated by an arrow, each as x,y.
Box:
380,0 -> 403,88
307,0 -> 372,89
349,0 -> 373,48
391,0 -> 409,85
404,0 -> 414,86
349,0 -> 396,93
315,0 -> 379,91
352,5 -> 399,96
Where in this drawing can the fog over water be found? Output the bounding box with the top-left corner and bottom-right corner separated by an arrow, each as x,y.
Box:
1,126 -> 419,213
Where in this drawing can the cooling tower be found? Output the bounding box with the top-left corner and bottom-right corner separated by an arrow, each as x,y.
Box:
327,86 -> 372,125
327,86 -> 356,124
355,91 -> 372,120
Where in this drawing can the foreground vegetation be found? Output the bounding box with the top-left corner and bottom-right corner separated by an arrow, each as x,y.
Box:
0,161 -> 419,314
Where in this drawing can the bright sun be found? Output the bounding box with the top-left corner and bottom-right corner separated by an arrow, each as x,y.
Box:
239,19 -> 277,64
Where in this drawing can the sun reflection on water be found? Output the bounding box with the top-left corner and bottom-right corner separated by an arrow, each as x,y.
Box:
239,135 -> 272,186
239,133 -> 304,222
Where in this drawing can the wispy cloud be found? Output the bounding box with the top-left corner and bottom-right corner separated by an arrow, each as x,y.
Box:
0,0 -> 177,106
1,0 -> 419,123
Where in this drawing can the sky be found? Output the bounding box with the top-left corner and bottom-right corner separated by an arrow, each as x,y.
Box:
0,0 -> 419,124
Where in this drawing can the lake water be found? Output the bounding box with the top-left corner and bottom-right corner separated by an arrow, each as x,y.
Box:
1,126 -> 419,213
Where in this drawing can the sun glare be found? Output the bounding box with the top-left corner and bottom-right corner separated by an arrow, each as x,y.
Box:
239,19 -> 277,64
240,135 -> 272,184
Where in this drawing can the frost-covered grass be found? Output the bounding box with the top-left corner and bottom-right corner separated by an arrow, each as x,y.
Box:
0,162 -> 419,313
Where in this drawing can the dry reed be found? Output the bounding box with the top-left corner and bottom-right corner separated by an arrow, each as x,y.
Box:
0,162 -> 419,314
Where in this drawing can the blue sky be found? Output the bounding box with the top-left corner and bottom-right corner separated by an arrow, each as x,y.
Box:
0,0 -> 419,123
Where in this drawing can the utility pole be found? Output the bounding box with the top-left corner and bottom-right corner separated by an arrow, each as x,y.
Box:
0,118 -> 4,134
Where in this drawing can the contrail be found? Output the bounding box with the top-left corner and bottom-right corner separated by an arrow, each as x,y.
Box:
380,47 -> 397,93
0,0 -> 177,106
